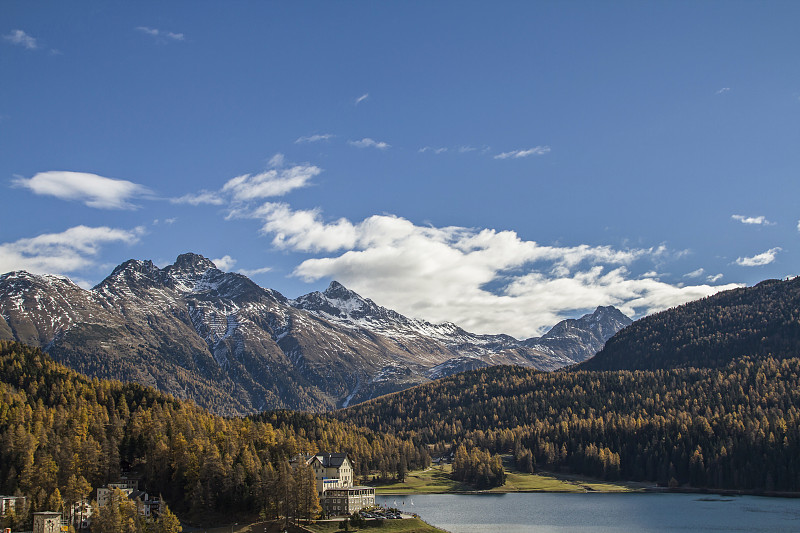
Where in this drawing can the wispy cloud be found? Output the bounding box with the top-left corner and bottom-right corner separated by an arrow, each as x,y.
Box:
171,190 -> 226,206
4,29 -> 38,50
173,154 -> 321,206
419,146 -> 448,154
732,214 -> 773,225
0,225 -> 145,276
684,268 -> 705,278
355,93 -> 369,105
13,171 -> 153,210
238,266 -> 272,277
494,146 -> 551,159
295,133 -> 334,144
135,26 -> 185,42
4,29 -> 39,50
418,145 -> 485,155
707,273 -> 723,283
349,138 -> 390,150
716,87 -> 731,95
221,165 -> 321,202
735,247 -> 781,267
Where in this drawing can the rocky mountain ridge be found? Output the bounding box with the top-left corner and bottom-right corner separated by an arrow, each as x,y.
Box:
0,253 -> 631,415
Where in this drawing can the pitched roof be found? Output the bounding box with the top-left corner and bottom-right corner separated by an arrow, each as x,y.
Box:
315,452 -> 349,468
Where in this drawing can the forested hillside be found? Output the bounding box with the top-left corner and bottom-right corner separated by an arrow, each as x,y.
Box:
580,276 -> 800,371
0,341 -> 428,528
339,361 -> 800,491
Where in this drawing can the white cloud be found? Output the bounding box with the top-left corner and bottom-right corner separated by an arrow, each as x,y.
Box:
716,87 -> 731,95
0,225 -> 144,275
4,29 -> 38,49
419,146 -> 448,154
355,93 -> 369,105
136,26 -> 185,41
221,164 -> 321,202
732,214 -> 773,225
175,157 -> 321,206
245,203 -> 736,338
13,171 -> 153,210
268,153 -> 285,167
164,217 -> 177,225
735,247 -> 781,267
707,273 -> 724,283
296,133 -> 334,143
250,202 -> 358,252
684,268 -> 705,278
796,219 -> 800,232
238,266 -> 272,277
171,190 -> 226,206
211,255 -> 236,271
494,146 -> 551,159
349,138 -> 390,150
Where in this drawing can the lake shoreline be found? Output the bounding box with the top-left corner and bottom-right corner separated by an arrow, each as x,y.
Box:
376,493 -> 800,533
377,485 -> 800,498
371,464 -> 800,498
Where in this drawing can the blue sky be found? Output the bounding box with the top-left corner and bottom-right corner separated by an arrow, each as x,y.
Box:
2,1 -> 799,338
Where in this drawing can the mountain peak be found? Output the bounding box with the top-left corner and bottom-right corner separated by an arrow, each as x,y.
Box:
171,253 -> 217,273
323,281 -> 359,301
590,305 -> 631,323
108,259 -> 159,278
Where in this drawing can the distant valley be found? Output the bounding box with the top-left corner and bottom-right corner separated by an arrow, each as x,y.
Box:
0,253 -> 631,415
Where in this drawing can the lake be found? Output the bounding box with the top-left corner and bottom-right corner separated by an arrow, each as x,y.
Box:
376,493 -> 800,532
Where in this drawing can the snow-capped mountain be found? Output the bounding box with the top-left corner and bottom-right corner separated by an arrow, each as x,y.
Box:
0,253 -> 631,415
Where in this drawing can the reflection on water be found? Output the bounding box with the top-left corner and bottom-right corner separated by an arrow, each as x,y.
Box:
376,492 -> 800,533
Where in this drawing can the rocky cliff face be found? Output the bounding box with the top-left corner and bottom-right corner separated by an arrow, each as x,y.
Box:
0,253 -> 631,415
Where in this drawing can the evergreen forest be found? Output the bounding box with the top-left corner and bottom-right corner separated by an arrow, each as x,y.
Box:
339,359 -> 800,491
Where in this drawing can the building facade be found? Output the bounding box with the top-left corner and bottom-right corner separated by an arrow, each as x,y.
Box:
32,512 -> 62,533
0,495 -> 25,517
307,453 -> 355,497
298,452 -> 375,516
321,487 -> 376,516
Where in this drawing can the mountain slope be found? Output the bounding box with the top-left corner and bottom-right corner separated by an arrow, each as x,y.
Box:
0,253 -> 631,414
579,276 -> 800,371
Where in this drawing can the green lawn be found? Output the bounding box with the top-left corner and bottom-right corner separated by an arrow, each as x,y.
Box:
370,458 -> 646,495
372,464 -> 472,494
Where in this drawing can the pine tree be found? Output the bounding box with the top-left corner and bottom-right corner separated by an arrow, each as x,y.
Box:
155,503 -> 182,533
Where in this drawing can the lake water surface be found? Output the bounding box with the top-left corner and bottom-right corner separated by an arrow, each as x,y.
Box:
376,492 -> 800,532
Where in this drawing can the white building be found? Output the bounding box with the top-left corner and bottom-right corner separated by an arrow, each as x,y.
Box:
97,480 -> 158,517
299,452 -> 375,516
307,453 -> 355,497
32,512 -> 62,533
0,495 -> 26,516
96,485 -> 134,507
